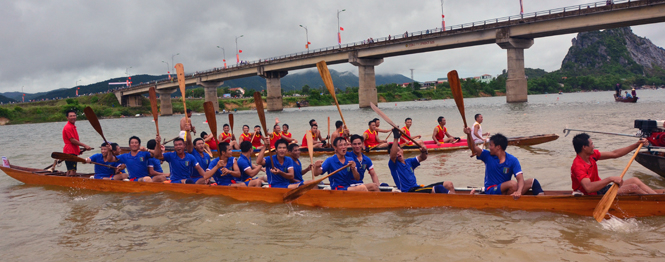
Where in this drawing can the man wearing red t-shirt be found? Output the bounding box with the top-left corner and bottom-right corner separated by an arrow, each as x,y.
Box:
62,109 -> 92,176
571,133 -> 656,195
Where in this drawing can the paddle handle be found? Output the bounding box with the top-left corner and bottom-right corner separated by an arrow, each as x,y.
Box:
306,131 -> 315,180
314,163 -> 351,184
175,63 -> 189,140
229,113 -> 234,134
618,143 -> 643,180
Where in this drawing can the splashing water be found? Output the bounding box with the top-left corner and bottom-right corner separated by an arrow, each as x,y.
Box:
600,214 -> 641,233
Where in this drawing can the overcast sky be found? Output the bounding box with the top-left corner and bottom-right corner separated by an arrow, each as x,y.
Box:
2,0 -> 663,93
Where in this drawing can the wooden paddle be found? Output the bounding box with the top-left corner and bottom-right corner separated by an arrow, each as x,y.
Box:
369,102 -> 420,146
448,70 -> 468,128
44,148 -> 91,170
51,152 -> 116,169
283,163 -> 351,202
83,107 -> 115,157
593,143 -> 644,222
175,63 -> 189,141
163,136 -> 179,145
254,92 -> 275,167
203,102 -> 218,142
327,116 -> 331,145
316,61 -> 347,130
148,87 -> 160,136
306,130 -> 315,180
229,113 -> 234,135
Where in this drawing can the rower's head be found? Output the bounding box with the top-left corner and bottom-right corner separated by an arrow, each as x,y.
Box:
223,124 -> 230,133
66,109 -> 77,124
572,133 -> 594,155
274,139 -> 289,158
288,143 -> 300,159
488,133 -> 508,155
388,141 -> 404,161
147,139 -> 157,150
437,116 -> 446,126
186,109 -> 192,118
240,141 -> 253,153
193,138 -> 205,152
111,143 -> 121,155
273,124 -> 281,134
218,142 -> 232,158
128,136 -> 141,151
373,118 -> 381,127
332,137 -> 348,155
173,138 -> 185,153
243,125 -> 250,133
335,120 -> 343,130
100,142 -> 110,156
282,124 -> 289,132
254,125 -> 261,134
200,132 -> 208,139
311,124 -> 318,133
309,119 -> 317,127
475,114 -> 483,123
368,120 -> 377,131
405,117 -> 413,128
350,134 -> 364,154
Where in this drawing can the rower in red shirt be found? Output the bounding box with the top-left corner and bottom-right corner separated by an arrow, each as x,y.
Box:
302,124 -> 324,148
280,123 -> 297,144
218,124 -> 238,149
62,109 -> 92,176
399,117 -> 423,147
269,124 -> 283,149
201,131 -> 218,151
239,125 -> 252,144
432,116 -> 460,145
251,125 -> 264,148
363,120 -> 388,149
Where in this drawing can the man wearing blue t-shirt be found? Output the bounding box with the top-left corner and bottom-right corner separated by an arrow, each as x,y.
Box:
388,128 -> 455,193
346,134 -> 380,191
191,138 -> 212,183
463,128 -> 544,199
313,137 -> 364,191
146,139 -> 168,180
257,139 -> 299,188
116,135 -> 164,182
159,137 -> 207,184
206,142 -> 243,186
235,141 -> 265,187
86,143 -> 126,180
288,143 -> 313,187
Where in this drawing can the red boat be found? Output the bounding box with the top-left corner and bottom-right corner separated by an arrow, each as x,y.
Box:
614,94 -> 638,103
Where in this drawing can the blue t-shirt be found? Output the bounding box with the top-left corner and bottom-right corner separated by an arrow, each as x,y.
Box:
264,155 -> 294,188
293,158 -> 304,183
117,151 -> 152,179
388,157 -> 420,192
236,154 -> 253,182
89,153 -> 122,179
163,152 -> 200,183
321,155 -> 355,189
208,157 -> 236,186
477,150 -> 523,188
191,150 -> 211,179
148,158 -> 163,173
346,151 -> 374,184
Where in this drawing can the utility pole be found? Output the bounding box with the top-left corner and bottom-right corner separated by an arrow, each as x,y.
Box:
410,69 -> 415,91
441,0 -> 445,31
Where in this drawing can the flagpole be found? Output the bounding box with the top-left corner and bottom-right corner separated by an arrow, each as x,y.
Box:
337,9 -> 346,47
440,0 -> 445,31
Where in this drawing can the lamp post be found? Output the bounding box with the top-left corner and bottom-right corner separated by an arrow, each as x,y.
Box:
337,9 -> 346,47
217,46 -> 226,68
440,0 -> 445,31
299,25 -> 309,51
161,61 -> 170,73
21,86 -> 24,103
75,79 -> 82,97
235,35 -> 244,65
171,53 -> 179,70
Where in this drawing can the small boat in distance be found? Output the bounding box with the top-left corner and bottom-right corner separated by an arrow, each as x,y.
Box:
614,94 -> 638,103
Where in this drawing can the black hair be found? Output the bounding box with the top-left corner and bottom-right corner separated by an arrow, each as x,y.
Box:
254,125 -> 260,129
368,120 -> 374,126
437,116 -> 444,123
186,109 -> 192,113
243,124 -> 250,129
101,142 -> 109,148
274,139 -> 289,149
350,134 -> 364,144
287,143 -> 299,152
572,133 -> 591,154
223,123 -> 229,128
489,133 -> 508,151
405,117 -> 412,122
309,119 -> 316,126
474,114 -> 481,121
65,109 -> 77,116
110,143 -> 119,151
335,120 -> 343,129
372,118 -> 380,123
333,137 -> 346,147
282,123 -> 289,129
193,138 -> 204,145
129,136 -> 141,145
146,139 -> 157,150
218,142 -> 230,153
311,124 -> 318,128
200,131 -> 208,139
173,137 -> 185,145
240,141 -> 253,153
273,124 -> 279,129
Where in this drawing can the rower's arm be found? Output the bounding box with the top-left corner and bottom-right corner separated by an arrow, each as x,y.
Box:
245,164 -> 263,177
153,135 -> 163,160
203,159 -> 223,179
390,136 -> 399,162
229,160 -> 241,178
376,128 -> 391,133
463,127 -> 482,156
368,167 -> 380,184
148,167 -> 166,177
599,139 -> 645,160
194,164 -> 206,179
68,138 -> 92,150
432,128 -> 439,143
256,146 -> 267,166
580,177 -> 620,194
312,160 -> 323,177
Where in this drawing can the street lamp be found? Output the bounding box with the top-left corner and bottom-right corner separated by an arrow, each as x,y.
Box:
299,25 -> 309,51
171,53 -> 179,70
440,0 -> 445,31
161,61 -> 170,73
235,35 -> 244,65
125,66 -> 132,76
337,9 -> 346,47
217,46 -> 226,68
21,86 -> 24,103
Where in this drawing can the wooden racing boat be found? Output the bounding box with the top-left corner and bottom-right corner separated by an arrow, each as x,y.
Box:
2,164 -> 663,218
121,133 -> 559,157
614,94 -> 638,103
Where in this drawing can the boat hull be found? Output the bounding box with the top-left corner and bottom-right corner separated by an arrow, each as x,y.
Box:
636,151 -> 665,178
614,94 -> 638,103
2,164 -> 664,218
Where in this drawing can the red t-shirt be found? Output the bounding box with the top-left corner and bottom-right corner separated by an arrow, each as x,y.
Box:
434,125 -> 446,142
364,129 -> 379,148
281,131 -> 292,139
270,132 -> 281,148
206,137 -> 218,150
62,121 -> 80,155
251,133 -> 263,148
400,126 -> 413,145
571,150 -> 602,195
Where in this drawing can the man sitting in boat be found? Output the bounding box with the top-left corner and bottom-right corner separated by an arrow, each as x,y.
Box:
301,124 -> 324,148
329,120 -> 350,143
269,124 -> 284,149
571,133 -> 657,195
191,138 -> 212,183
200,132 -> 218,153
308,119 -> 329,147
146,139 -> 168,180
218,124 -> 238,150
280,124 -> 297,144
313,137 -> 365,191
257,139 -> 300,188
251,125 -> 265,149
346,135 -> 380,191
206,142 -> 244,187
159,137 -> 207,184
432,116 -> 460,145
235,141 -> 266,187
364,120 -> 389,149
625,91 -> 633,98
239,125 -> 253,145
288,143 -> 314,185
115,135 -> 165,183
472,114 -> 490,144
399,118 -> 423,147
85,143 -> 127,180
463,128 -> 544,198
388,128 -> 455,193
372,118 -> 392,134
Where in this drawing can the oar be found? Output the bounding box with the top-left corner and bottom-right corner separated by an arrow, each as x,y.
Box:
254,92 -> 275,167
175,63 -> 189,141
369,102 -> 420,146
43,148 -> 91,170
163,136 -> 179,145
327,116 -> 331,145
563,128 -> 637,138
317,61 -> 347,130
306,130 -> 315,180
83,107 -> 115,157
229,113 -> 234,135
283,163 -> 351,202
51,152 -> 116,169
148,87 -> 160,136
448,70 -> 475,156
592,143 -> 644,222
203,102 -> 218,142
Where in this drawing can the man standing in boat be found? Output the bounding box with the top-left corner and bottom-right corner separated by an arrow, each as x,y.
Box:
257,139 -> 300,188
116,134 -> 164,182
179,109 -> 196,137
432,116 -> 460,145
346,135 -> 380,191
571,133 -> 657,195
62,109 -> 93,176
463,128 -> 544,198
364,120 -> 389,149
388,128 -> 455,193
399,118 -> 423,147
313,137 -> 366,191
472,114 -> 490,144
329,120 -> 350,143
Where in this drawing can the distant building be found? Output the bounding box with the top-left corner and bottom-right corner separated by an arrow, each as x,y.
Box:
421,81 -> 437,89
437,78 -> 448,83
229,87 -> 245,95
479,74 -> 492,84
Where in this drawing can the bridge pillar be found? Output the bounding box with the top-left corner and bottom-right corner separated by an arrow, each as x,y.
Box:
123,95 -> 143,107
349,52 -> 384,108
258,68 -> 288,112
497,30 -> 533,103
197,79 -> 224,113
157,89 -> 177,116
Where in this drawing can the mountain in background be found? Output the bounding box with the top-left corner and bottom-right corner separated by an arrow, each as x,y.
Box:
0,94 -> 15,103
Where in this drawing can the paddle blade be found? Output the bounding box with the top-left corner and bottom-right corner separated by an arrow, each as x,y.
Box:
84,107 -> 105,139
149,87 -> 160,135
448,70 -> 467,128
254,92 -> 268,135
283,163 -> 351,202
175,63 -> 187,99
229,113 -> 234,134
592,143 -> 643,222
369,102 -> 398,128
316,61 -> 336,101
51,152 -> 84,163
203,101 -> 218,140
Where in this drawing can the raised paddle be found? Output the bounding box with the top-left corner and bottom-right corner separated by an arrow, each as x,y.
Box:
148,86 -> 160,136
51,152 -> 116,169
175,63 -> 189,141
327,116 -> 331,145
306,130 -> 315,180
229,113 -> 234,134
369,102 -> 421,147
203,101 -> 218,142
254,92 -> 275,167
593,143 -> 644,222
317,61 -> 347,130
83,107 -> 115,157
163,136 -> 179,145
283,163 -> 351,203
448,70 -> 475,156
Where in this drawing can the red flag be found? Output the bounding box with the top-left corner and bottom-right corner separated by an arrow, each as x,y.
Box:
239,50 -> 243,53
338,32 -> 341,44
340,27 -> 344,31
442,14 -> 445,18
307,41 -> 311,44
236,54 -> 240,63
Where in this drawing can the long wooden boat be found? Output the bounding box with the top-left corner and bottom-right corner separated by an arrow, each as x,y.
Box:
635,150 -> 665,178
614,94 -> 638,103
121,133 -> 559,157
2,164 -> 664,218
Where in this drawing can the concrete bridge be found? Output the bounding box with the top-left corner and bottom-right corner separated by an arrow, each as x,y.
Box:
114,0 -> 665,115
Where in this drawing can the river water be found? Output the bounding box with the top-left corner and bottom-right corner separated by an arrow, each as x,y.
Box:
1,90 -> 664,261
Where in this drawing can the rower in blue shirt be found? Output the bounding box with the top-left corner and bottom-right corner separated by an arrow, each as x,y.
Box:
146,139 -> 168,180
159,137 -> 207,184
257,139 -> 299,188
86,142 -> 126,180
206,142 -> 243,186
235,141 -> 265,187
287,143 -> 315,186
388,128 -> 455,193
345,134 -> 380,191
313,137 -> 364,191
116,135 -> 164,182
191,138 -> 212,183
